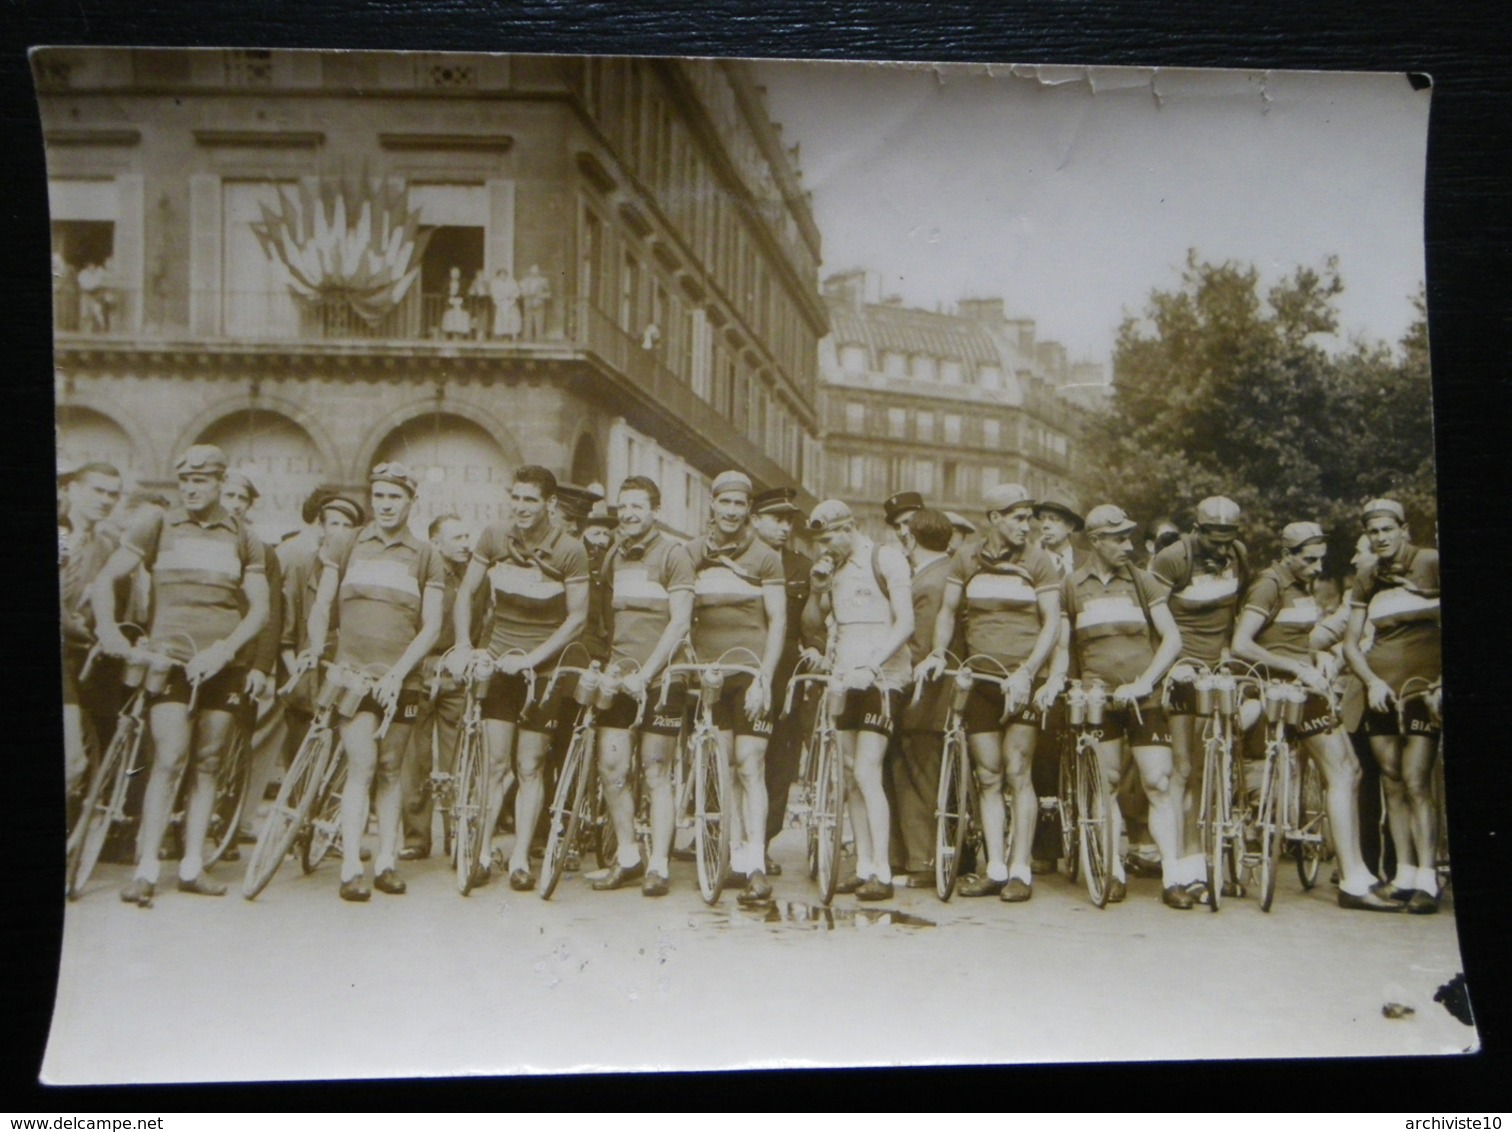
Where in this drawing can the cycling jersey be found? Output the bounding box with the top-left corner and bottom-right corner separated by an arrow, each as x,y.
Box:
830,535 -> 912,688
1349,542 -> 1440,690
471,522 -> 589,658
689,527 -> 784,661
947,534 -> 1060,670
121,503 -> 265,649
603,528 -> 695,669
322,524 -> 444,687
1242,561 -> 1322,666
1150,533 -> 1247,667
1062,563 -> 1167,687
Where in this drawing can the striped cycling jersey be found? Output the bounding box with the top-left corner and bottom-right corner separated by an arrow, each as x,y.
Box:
1349,543 -> 1440,689
948,534 -> 1060,670
322,524 -> 444,685
1150,534 -> 1246,667
1243,561 -> 1322,666
604,528 -> 695,670
473,522 -> 589,658
122,504 -> 265,651
690,527 -> 784,662
1063,563 -> 1167,687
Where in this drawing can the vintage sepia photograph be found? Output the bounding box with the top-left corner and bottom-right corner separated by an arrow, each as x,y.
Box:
38,46 -> 1469,1082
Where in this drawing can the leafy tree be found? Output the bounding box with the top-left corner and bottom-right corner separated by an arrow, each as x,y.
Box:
1087,254 -> 1436,570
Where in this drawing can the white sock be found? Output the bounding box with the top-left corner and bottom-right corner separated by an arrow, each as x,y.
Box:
1182,854 -> 1206,885
178,855 -> 203,883
649,856 -> 669,876
341,861 -> 364,883
1008,864 -> 1033,885
135,858 -> 161,884
856,858 -> 874,881
618,843 -> 641,869
1113,858 -> 1127,883
1161,860 -> 1181,888
874,865 -> 892,884
1415,864 -> 1438,893
1340,875 -> 1370,897
1391,867 -> 1413,890
985,861 -> 1009,883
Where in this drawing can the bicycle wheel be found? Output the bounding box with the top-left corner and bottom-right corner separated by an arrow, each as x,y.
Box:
242,726 -> 333,900
934,729 -> 970,901
540,731 -> 592,900
693,729 -> 731,905
203,726 -> 251,869
1075,741 -> 1112,908
802,728 -> 824,882
66,712 -> 139,900
1295,751 -> 1329,890
1058,736 -> 1079,883
300,747 -> 347,874
594,776 -> 617,871
450,724 -> 488,895
813,728 -> 845,904
1257,745 -> 1287,912
1200,735 -> 1227,913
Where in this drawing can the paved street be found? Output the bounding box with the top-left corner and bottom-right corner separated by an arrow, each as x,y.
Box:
44,826 -> 1475,1084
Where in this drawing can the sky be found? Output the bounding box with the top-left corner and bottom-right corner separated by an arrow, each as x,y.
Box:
754,61 -> 1430,375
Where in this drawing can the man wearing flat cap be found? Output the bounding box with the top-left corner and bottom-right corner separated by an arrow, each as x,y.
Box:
1342,499 -> 1443,913
91,444 -> 270,905
917,483 -> 1061,903
1046,503 -> 1192,909
751,484 -> 817,873
689,470 -> 787,904
1232,518 -> 1403,912
305,461 -> 445,901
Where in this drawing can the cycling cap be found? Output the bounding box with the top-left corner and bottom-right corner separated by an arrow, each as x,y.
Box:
1196,496 -> 1241,528
807,499 -> 854,533
983,483 -> 1035,515
711,470 -> 753,498
1085,504 -> 1138,537
175,444 -> 228,475
369,461 -> 420,496
944,511 -> 977,536
1361,498 -> 1405,525
223,470 -> 259,501
1281,521 -> 1327,550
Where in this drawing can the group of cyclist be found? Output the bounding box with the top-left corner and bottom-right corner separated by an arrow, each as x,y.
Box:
58,443 -> 1443,915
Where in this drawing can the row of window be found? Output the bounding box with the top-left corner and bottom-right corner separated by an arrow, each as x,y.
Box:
838,398 -> 1070,456
832,452 -> 1064,509
576,56 -> 817,400
836,341 -> 1013,390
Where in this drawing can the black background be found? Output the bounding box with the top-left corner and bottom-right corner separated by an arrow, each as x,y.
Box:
3,0 -> 1508,1112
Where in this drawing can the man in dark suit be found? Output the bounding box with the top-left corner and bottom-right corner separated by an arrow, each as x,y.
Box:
754,486 -> 815,874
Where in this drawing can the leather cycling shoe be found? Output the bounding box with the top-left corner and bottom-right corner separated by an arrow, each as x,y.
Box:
764,856 -> 783,877
1000,878 -> 1033,903
508,868 -> 536,892
398,845 -> 429,862
121,877 -> 154,906
592,861 -> 647,891
1185,881 -> 1212,906
1106,878 -> 1128,904
1406,889 -> 1440,915
1338,888 -> 1406,912
835,873 -> 863,895
957,873 -> 1007,897
1030,858 -> 1056,876
856,876 -> 894,902
1370,879 -> 1413,904
177,873 -> 228,897
467,862 -> 492,889
1221,880 -> 1246,899
905,872 -> 935,889
641,871 -> 670,897
1162,884 -> 1196,910
339,876 -> 371,902
374,869 -> 406,895
738,871 -> 773,905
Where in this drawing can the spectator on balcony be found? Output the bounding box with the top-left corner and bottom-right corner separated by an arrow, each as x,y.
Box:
488,267 -> 522,340
78,257 -> 117,333
641,322 -> 661,352
53,251 -> 80,332
520,264 -> 550,340
440,266 -> 471,339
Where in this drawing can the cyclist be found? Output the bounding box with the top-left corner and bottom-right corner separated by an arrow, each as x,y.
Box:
689,470 -> 786,905
1045,504 -> 1193,909
751,485 -> 815,877
398,513 -> 484,861
916,484 -> 1061,903
450,466 -> 589,891
1231,520 -> 1403,911
806,500 -> 914,901
304,462 -> 445,900
1341,499 -> 1442,913
1029,487 -> 1086,874
59,461 -> 123,792
1150,495 -> 1250,903
894,506 -> 957,886
90,445 -> 269,905
592,476 -> 695,895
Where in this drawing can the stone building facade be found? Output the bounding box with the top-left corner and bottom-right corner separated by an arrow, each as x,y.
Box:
818,270 -> 1095,540
41,48 -> 827,542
